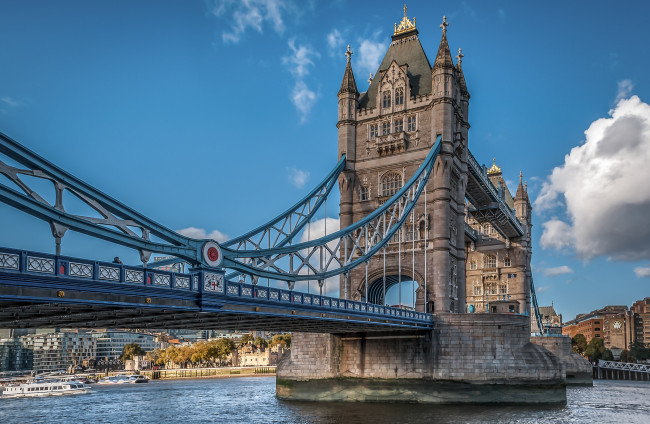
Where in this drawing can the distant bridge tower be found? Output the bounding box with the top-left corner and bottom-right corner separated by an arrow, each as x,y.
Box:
337,11 -> 470,313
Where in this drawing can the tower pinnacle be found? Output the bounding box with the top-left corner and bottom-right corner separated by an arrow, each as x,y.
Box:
440,16 -> 449,35
456,48 -> 464,65
345,45 -> 353,63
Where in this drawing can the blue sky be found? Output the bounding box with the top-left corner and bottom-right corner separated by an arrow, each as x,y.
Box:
1,1 -> 649,320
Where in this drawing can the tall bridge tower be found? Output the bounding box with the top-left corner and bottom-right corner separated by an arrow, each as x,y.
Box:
337,11 -> 470,313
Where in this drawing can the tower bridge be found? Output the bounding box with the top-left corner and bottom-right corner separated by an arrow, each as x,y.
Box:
0,8 -> 592,404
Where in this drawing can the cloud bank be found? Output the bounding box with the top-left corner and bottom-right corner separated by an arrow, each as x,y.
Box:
542,265 -> 573,277
535,94 -> 650,261
177,226 -> 229,243
286,166 -> 310,188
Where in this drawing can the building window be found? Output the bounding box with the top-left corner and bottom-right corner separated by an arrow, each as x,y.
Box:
470,260 -> 477,270
484,255 -> 496,268
369,124 -> 378,140
395,87 -> 404,105
382,91 -> 391,108
487,282 -> 497,295
404,224 -> 418,241
503,257 -> 511,267
473,283 -> 481,296
394,119 -> 403,133
382,121 -> 391,135
500,283 -> 508,294
407,115 -> 417,132
359,186 -> 369,201
381,172 -> 402,197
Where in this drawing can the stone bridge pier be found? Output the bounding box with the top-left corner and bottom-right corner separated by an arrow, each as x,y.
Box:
277,314 -> 569,404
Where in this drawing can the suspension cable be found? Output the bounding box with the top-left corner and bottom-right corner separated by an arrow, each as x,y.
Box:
424,183 -> 428,313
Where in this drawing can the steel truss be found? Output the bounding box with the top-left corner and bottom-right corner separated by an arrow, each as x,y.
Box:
0,131 -> 205,265
222,137 -> 441,281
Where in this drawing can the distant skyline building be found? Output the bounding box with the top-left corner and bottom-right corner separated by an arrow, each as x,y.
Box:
563,298 -> 650,351
20,330 -> 96,373
91,329 -> 159,360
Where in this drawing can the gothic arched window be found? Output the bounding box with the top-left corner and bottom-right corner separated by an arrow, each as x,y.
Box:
382,90 -> 391,108
381,172 -> 402,197
395,87 -> 404,105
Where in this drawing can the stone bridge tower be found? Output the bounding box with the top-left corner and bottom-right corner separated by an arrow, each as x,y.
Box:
337,11 -> 470,313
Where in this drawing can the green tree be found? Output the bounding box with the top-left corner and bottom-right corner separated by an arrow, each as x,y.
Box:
254,336 -> 268,348
119,343 -> 146,363
602,349 -> 614,361
585,337 -> 605,362
571,334 -> 587,355
240,333 -> 254,345
629,341 -> 650,362
620,349 -> 632,363
214,338 -> 235,365
270,334 -> 291,348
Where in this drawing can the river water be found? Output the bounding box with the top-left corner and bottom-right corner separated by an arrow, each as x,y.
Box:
1,377 -> 649,423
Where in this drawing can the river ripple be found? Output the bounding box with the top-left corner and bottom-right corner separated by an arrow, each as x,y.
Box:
1,377 -> 649,423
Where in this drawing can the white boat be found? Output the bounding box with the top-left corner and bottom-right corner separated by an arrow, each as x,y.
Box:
1,379 -> 90,398
97,374 -> 149,385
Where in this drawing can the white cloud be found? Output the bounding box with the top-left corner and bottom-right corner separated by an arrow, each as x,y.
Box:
615,79 -> 634,103
177,226 -> 229,243
536,286 -> 550,293
1,97 -> 22,107
326,29 -> 344,57
283,39 -> 318,78
357,36 -> 386,76
209,0 -> 290,43
634,266 -> 650,278
539,219 -> 573,251
535,95 -> 650,261
286,166 -> 310,188
542,265 -> 573,277
290,81 -> 317,122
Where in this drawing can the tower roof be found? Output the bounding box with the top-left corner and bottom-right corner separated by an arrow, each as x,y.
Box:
338,45 -> 359,96
358,33 -> 431,109
433,16 -> 454,70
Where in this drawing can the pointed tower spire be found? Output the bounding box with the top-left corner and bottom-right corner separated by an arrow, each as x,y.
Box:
433,16 -> 454,70
339,45 -> 359,95
515,171 -> 526,201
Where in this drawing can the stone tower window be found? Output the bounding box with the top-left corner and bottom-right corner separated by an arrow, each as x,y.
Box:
473,282 -> 481,295
382,121 -> 391,135
503,257 -> 511,267
470,260 -> 477,270
359,186 -> 369,201
394,119 -> 403,133
395,87 -> 404,105
483,255 -> 496,268
407,115 -> 417,132
381,172 -> 402,197
500,282 -> 508,294
382,90 -> 391,108
369,124 -> 378,140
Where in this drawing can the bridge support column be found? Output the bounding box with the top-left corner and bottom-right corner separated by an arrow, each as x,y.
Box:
530,336 -> 593,386
277,314 -> 566,404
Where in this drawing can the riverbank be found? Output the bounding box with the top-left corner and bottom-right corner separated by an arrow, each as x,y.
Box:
139,366 -> 276,381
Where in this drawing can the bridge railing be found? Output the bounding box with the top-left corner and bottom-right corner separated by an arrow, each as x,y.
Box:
0,246 -> 433,323
598,360 -> 650,373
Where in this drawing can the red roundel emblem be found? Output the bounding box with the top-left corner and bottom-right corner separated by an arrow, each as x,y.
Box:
207,247 -> 220,262
202,241 -> 223,267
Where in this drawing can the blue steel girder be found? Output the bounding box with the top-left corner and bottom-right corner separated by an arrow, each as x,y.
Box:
0,131 -> 207,265
222,137 -> 441,281
530,276 -> 544,336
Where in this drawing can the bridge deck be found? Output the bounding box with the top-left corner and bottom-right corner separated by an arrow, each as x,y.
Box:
0,247 -> 432,332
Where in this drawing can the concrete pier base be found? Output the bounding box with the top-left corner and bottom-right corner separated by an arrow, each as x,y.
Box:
530,335 -> 593,386
277,314 -> 567,404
